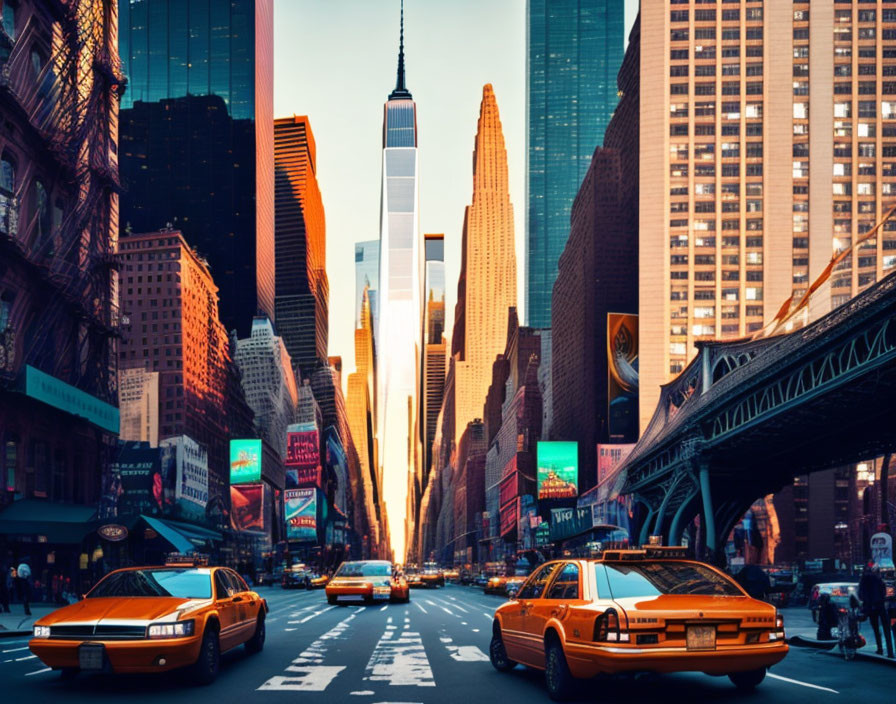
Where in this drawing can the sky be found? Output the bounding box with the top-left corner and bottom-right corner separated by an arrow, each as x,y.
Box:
274,0 -> 638,382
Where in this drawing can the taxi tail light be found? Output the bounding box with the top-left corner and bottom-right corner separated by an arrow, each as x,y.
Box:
770,613 -> 785,641
593,609 -> 629,643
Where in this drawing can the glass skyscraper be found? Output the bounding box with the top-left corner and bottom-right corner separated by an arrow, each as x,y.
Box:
355,240 -> 380,332
526,0 -> 625,327
377,6 -> 421,560
117,0 -> 274,337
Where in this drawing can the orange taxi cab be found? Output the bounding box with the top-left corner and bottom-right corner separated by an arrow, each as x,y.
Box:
325,560 -> 409,605
29,556 -> 267,684
420,562 -> 445,588
490,548 -> 788,700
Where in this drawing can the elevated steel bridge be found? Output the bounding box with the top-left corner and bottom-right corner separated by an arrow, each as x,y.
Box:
603,270 -> 896,558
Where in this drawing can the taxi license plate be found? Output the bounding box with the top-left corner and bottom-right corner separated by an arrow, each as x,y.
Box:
337,595 -> 362,602
686,625 -> 716,651
78,643 -> 105,670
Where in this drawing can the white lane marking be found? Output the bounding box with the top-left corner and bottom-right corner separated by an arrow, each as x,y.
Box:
472,629 -> 480,633
350,692 -> 375,696
414,602 -> 427,614
2,647 -> 29,653
438,632 -> 489,662
15,655 -> 36,661
440,599 -> 468,613
259,612 -> 357,691
298,605 -> 336,623
483,613 -> 492,621
364,628 -> 435,687
285,628 -> 296,632
259,669 -> 345,691
24,667 -> 52,677
461,622 -> 467,626
387,616 -> 393,624
767,673 -> 839,694
404,617 -> 410,623
380,605 -> 389,612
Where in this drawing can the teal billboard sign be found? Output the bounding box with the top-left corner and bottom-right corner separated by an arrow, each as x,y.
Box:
21,365 -> 119,433
230,439 -> 262,484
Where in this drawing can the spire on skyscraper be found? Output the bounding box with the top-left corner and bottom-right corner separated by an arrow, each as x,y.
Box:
390,0 -> 413,100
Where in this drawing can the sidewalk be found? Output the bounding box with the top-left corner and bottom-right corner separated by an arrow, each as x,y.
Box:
0,604 -> 58,637
781,606 -> 896,667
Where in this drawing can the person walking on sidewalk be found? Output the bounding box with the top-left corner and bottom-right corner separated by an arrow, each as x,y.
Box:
14,560 -> 31,616
859,562 -> 894,658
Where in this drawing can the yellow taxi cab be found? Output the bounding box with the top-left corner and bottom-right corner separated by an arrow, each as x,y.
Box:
308,573 -> 330,589
485,575 -> 509,595
29,555 -> 268,684
325,560 -> 409,605
490,548 -> 788,701
420,562 -> 445,588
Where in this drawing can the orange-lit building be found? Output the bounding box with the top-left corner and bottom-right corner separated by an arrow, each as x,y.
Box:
274,115 -> 328,375
117,229 -> 254,528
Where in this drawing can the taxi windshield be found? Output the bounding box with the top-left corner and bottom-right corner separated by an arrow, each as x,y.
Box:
88,569 -> 212,599
335,562 -> 392,578
601,561 -> 742,598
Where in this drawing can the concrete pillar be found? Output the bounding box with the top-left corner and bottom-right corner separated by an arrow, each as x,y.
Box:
699,461 -> 717,554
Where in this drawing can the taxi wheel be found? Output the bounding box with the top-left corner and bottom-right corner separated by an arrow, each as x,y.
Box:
545,640 -> 576,701
59,667 -> 79,681
489,629 -> 517,672
728,667 -> 766,691
191,627 -> 221,686
245,615 -> 265,654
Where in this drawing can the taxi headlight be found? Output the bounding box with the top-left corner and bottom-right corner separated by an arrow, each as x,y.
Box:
147,619 -> 195,639
33,625 -> 51,638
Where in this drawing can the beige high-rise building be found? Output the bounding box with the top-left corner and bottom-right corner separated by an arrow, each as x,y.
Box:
118,367 -> 159,446
640,1 -> 896,431
454,84 -> 518,443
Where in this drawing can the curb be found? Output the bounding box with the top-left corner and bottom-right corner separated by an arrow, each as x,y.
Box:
788,635 -> 896,666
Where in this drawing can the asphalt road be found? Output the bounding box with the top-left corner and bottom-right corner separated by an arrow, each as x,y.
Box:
2,584 -> 894,703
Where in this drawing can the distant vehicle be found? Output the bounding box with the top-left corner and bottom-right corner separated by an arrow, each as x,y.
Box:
420,562 -> 445,588
808,582 -> 859,622
405,569 -> 425,588
443,569 -> 460,582
29,560 -> 267,684
306,573 -> 329,589
325,560 -> 409,605
281,564 -> 308,589
490,548 -> 787,700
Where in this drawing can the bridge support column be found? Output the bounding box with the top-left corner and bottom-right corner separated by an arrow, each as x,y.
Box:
651,487 -> 675,542
669,488 -> 697,546
638,505 -> 655,547
698,461 -> 717,554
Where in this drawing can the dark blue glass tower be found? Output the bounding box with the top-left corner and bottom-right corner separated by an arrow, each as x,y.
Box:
117,0 -> 274,337
526,0 -> 625,328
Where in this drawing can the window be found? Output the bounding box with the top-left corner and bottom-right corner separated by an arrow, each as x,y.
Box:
546,563 -> 580,600
32,179 -> 50,243
517,563 -> 560,600
0,153 -> 14,193
2,1 -> 15,41
30,47 -> 44,80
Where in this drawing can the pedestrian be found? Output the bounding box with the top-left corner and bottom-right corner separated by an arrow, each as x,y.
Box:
859,562 -> 895,658
14,560 -> 31,616
816,593 -> 839,640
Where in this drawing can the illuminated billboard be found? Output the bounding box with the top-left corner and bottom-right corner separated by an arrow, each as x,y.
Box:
285,423 -> 321,488
284,488 -> 317,542
607,313 -> 639,442
230,439 -> 262,484
230,483 -> 264,533
537,441 -> 578,500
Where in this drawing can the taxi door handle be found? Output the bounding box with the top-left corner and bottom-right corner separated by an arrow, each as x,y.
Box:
231,596 -> 243,603
521,601 -> 533,613
551,605 -> 569,619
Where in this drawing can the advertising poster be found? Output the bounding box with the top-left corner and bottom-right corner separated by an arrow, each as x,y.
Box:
537,441 -> 579,500
550,506 -> 592,542
871,532 -> 895,569
285,488 -> 317,542
161,436 -> 208,524
230,483 -> 264,533
111,442 -> 168,517
285,423 -> 322,488
597,443 -> 636,485
230,439 -> 262,484
607,313 -> 639,443
499,498 -> 519,538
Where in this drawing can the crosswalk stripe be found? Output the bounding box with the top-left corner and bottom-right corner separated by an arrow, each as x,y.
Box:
364,628 -> 435,687
297,605 -> 335,623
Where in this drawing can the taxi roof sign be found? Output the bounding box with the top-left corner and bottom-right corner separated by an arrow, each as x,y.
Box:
165,553 -> 210,567
601,549 -> 647,561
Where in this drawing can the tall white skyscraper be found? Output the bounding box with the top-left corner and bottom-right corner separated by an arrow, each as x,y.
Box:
377,4 -> 422,560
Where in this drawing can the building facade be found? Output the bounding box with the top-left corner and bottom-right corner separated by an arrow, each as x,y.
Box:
232,316 -> 299,458
117,0 -> 274,337
117,229 -> 255,528
274,115 -> 328,374
376,10 -> 421,559
0,0 -> 123,590
420,234 -> 446,503
454,84 -> 518,446
119,368 -> 159,446
526,0 -> 626,328
355,239 -> 380,331
639,1 -> 896,432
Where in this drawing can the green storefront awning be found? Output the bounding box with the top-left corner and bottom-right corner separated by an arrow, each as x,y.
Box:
0,499 -> 100,544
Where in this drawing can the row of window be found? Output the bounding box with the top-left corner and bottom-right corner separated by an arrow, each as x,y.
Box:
671,46 -> 764,61
671,28 -> 764,42
670,8 -> 763,22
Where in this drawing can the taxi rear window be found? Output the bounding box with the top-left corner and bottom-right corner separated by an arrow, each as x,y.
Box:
600,561 -> 742,598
